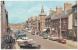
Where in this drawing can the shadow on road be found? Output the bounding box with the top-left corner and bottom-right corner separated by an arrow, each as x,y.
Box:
20,46 -> 41,49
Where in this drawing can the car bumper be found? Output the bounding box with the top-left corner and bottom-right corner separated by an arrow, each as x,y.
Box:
57,39 -> 66,44
19,43 -> 26,46
42,35 -> 48,39
49,37 -> 58,41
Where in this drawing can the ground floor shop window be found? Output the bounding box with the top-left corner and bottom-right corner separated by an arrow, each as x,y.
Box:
67,30 -> 77,41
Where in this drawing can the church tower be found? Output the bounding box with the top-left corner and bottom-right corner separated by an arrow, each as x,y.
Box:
39,1 -> 46,33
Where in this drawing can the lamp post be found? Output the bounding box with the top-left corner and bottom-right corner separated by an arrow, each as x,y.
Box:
49,26 -> 51,35
52,28 -> 54,31
52,28 -> 55,35
59,15 -> 62,39
36,17 -> 39,35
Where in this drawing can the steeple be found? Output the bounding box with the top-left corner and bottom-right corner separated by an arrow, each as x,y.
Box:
41,2 -> 44,13
40,1 -> 46,16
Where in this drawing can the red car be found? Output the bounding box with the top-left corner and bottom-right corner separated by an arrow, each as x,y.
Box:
58,38 -> 66,44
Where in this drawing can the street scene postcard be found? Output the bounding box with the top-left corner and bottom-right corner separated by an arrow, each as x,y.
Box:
0,0 -> 78,49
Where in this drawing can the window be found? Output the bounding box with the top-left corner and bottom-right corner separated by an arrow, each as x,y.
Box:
74,19 -> 77,26
74,8 -> 77,13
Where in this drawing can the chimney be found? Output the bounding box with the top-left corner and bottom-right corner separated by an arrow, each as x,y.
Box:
64,2 -> 72,12
56,6 -> 63,15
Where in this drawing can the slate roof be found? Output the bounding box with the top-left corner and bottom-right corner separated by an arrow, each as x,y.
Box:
50,9 -> 72,20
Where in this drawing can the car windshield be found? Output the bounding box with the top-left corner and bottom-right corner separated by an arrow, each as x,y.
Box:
43,32 -> 48,34
52,35 -> 58,37
22,37 -> 28,40
17,34 -> 26,39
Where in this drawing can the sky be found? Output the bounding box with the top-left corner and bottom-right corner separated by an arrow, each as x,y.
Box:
5,0 -> 76,24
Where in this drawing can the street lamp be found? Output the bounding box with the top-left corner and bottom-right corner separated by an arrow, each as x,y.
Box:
59,15 -> 62,39
52,28 -> 55,31
51,27 -> 55,35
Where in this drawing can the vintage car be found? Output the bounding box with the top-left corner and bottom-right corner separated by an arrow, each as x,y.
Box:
16,37 -> 40,49
40,31 -> 49,39
58,38 -> 66,44
48,35 -> 58,41
42,33 -> 49,39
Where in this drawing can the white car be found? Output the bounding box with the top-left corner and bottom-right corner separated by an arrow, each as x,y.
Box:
28,30 -> 32,33
48,35 -> 58,41
17,37 -> 33,46
16,37 -> 40,48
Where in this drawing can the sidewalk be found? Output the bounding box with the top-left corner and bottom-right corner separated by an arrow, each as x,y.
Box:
66,40 -> 77,48
13,41 -> 20,49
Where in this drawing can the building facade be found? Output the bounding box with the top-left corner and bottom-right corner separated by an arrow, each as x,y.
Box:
50,13 -> 68,39
9,23 -> 25,31
1,1 -> 8,38
45,9 -> 59,35
72,4 -> 77,41
31,16 -> 38,35
68,4 -> 77,41
47,2 -> 72,39
1,1 -> 9,48
39,5 -> 46,33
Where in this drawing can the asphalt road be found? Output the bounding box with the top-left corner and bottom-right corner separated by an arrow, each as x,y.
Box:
25,32 -> 71,49
14,31 -> 74,49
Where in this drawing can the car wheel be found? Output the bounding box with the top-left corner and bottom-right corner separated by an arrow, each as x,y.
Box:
28,44 -> 32,47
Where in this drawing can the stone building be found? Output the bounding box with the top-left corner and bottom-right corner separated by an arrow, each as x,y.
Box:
31,16 -> 38,35
1,1 -> 8,38
9,23 -> 25,31
0,1 -> 9,48
27,17 -> 32,30
68,4 -> 77,41
45,9 -> 55,34
72,4 -> 77,41
39,5 -> 46,33
64,2 -> 72,12
56,7 -> 63,16
50,12 -> 68,39
47,2 -> 72,39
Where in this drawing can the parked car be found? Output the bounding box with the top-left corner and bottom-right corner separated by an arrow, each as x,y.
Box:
61,39 -> 66,44
39,33 -> 43,36
28,30 -> 32,33
58,38 -> 66,44
25,39 -> 40,49
15,30 -> 27,40
16,37 -> 31,46
32,33 -> 35,35
16,37 -> 40,49
48,35 -> 58,41
42,34 -> 48,39
41,32 -> 48,39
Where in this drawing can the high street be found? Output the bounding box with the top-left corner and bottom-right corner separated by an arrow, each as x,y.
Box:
14,31 -> 75,49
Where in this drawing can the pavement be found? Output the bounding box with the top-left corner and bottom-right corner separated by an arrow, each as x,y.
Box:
66,40 -> 78,48
14,41 -> 20,49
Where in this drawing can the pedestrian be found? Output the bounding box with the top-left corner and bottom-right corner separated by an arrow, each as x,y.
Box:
2,35 -> 15,49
